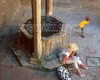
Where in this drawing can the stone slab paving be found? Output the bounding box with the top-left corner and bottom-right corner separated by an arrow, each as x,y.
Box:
0,33 -> 19,67
13,50 -> 30,66
43,58 -> 62,70
13,49 -> 63,70
0,64 -> 60,80
53,0 -> 100,80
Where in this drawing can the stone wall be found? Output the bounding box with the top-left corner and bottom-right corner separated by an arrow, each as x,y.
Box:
0,0 -> 21,30
42,31 -> 66,56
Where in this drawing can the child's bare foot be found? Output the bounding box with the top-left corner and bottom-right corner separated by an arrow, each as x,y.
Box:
77,71 -> 84,77
76,68 -> 84,77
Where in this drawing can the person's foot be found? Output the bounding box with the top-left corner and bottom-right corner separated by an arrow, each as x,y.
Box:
77,71 -> 84,77
80,64 -> 88,70
76,68 -> 84,77
80,35 -> 85,38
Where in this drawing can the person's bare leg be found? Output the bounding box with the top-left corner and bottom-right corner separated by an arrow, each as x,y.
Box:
80,28 -> 85,38
78,60 -> 88,70
81,30 -> 84,36
76,68 -> 84,77
80,63 -> 88,70
73,62 -> 84,77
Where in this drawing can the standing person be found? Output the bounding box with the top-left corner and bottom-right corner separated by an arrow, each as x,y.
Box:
76,17 -> 90,38
59,43 -> 88,77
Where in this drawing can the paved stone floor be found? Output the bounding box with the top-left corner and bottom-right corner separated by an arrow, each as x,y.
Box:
53,0 -> 100,80
0,0 -> 100,80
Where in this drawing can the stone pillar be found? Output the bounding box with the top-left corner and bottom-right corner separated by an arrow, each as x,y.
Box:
45,0 -> 53,16
31,0 -> 42,59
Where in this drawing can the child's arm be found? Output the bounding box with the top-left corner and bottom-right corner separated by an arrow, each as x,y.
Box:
76,25 -> 80,29
62,54 -> 74,62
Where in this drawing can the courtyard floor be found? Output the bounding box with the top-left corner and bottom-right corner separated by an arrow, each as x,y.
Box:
0,0 -> 100,80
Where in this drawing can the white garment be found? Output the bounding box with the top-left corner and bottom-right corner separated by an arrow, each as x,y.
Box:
60,49 -> 70,62
59,49 -> 82,69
